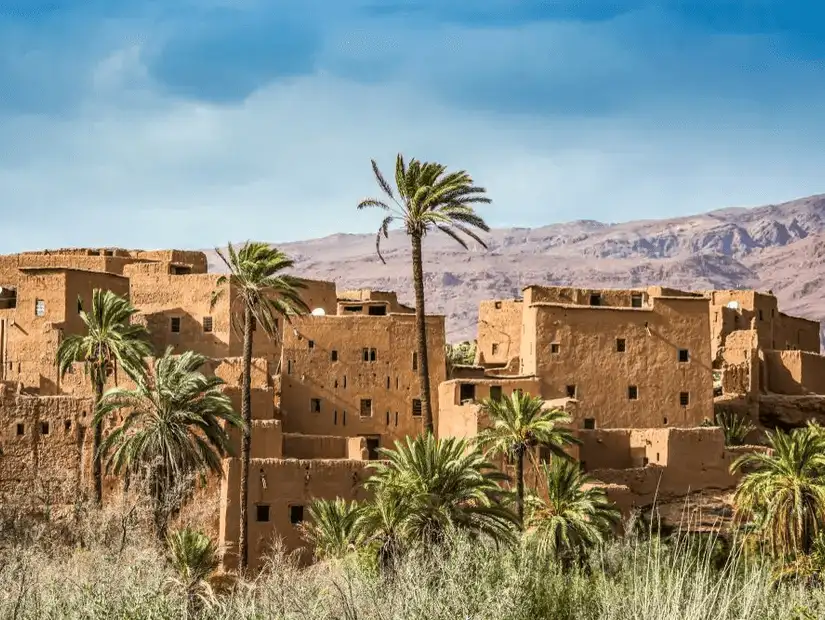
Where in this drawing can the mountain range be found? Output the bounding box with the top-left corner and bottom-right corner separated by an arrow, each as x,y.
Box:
206,193 -> 825,345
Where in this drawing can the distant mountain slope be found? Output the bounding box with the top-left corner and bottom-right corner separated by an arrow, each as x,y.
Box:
206,194 -> 825,344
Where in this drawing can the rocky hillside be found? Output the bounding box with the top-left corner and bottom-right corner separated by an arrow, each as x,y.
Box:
207,193 -> 825,344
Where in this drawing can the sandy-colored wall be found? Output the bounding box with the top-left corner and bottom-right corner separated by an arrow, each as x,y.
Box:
282,433 -> 367,459
279,313 -> 447,446
764,350 -> 825,395
477,300 -> 523,366
523,286 -> 650,308
775,313 -> 821,353
525,296 -> 713,428
219,458 -> 374,571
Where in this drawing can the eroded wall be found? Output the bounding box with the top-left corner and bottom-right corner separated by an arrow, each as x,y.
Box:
477,300 -> 523,366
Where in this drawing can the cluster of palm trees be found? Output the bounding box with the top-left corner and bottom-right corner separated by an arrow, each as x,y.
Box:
303,391 -> 621,566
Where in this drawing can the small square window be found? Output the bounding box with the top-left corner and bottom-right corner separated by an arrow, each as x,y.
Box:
203,316 -> 213,333
64,419 -> 72,432
35,299 -> 45,317
308,340 -> 315,349
170,317 -> 181,333
494,301 -> 502,309
370,348 -> 377,362
616,338 -> 626,352
290,505 -> 305,524
631,294 -> 643,308
550,343 -> 560,354
583,418 -> 596,430
311,398 -> 321,413
628,385 -> 638,400
566,385 -> 577,398
40,422 -> 49,435
331,350 -> 338,361
16,423 -> 24,436
678,349 -> 689,363
256,504 -> 270,522
459,383 -> 476,402
489,385 -> 503,401
679,392 -> 690,406
412,399 -> 422,417
360,398 -> 373,417
589,294 -> 601,306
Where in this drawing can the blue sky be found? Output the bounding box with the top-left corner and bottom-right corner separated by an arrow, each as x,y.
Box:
1,0 -> 825,251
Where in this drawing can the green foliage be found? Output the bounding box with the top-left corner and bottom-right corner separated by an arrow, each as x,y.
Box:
731,425 -> 825,559
166,527 -> 219,616
715,409 -> 757,446
445,341 -> 477,374
524,458 -> 620,560
211,241 -> 310,338
96,347 -> 243,539
301,498 -> 364,562
357,154 -> 492,263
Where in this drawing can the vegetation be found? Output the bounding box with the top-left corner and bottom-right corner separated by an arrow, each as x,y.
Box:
524,458 -> 620,560
358,155 -> 491,433
166,527 -> 221,618
211,241 -> 309,571
96,348 -> 243,540
300,498 -> 363,562
55,288 -> 153,504
476,391 -> 578,524
445,340 -> 477,374
703,408 -> 757,446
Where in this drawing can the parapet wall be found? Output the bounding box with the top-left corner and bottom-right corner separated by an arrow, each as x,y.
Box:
764,350 -> 825,395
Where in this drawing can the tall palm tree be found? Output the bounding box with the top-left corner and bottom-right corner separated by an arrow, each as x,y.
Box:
476,392 -> 579,525
525,458 -> 620,560
366,434 -> 518,548
358,155 -> 491,433
56,288 -> 152,504
731,426 -> 825,558
95,348 -> 243,540
211,241 -> 309,571
301,498 -> 363,561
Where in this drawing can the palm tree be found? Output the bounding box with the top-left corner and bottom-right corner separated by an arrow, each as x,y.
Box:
301,498 -> 363,561
358,155 -> 491,433
355,489 -> 412,570
167,527 -> 220,618
476,392 -> 579,526
56,288 -> 152,504
95,348 -> 243,540
366,434 -> 517,549
525,458 -> 620,560
731,426 -> 825,559
445,341 -> 477,377
211,241 -> 309,571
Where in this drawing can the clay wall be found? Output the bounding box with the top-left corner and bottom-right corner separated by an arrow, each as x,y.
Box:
279,313 -> 447,447
477,300 -> 523,365
219,458 -> 373,571
337,289 -> 413,314
764,350 -> 825,395
282,434 -> 368,460
523,295 -> 713,428
774,313 -> 821,353
523,286 -> 650,308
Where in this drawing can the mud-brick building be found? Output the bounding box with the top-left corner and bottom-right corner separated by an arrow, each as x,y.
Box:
463,285 -> 714,430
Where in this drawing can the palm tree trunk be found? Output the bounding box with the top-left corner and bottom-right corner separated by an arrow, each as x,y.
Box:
92,377 -> 104,505
516,446 -> 525,527
410,234 -> 434,435
239,304 -> 253,572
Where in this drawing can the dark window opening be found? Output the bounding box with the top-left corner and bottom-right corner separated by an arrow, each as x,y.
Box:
170,265 -> 191,275
343,410 -> 347,426
628,385 -> 638,400
343,375 -> 347,388
589,294 -> 601,306
77,298 -> 83,314
412,399 -> 422,417
16,423 -> 23,436
631,294 -> 643,308
583,418 -> 596,430
170,317 -> 181,333
616,338 -> 626,352
362,348 -> 369,362
643,457 -> 649,466
459,383 -> 476,402
412,352 -> 418,370
494,301 -> 502,309
385,411 -> 390,425
386,376 -> 390,389
491,343 -> 499,355
566,385 -> 577,398
758,309 -> 763,321
40,422 -> 49,435
679,392 -> 690,406
663,416 -> 669,425
0,288 -> 17,309
256,504 -> 270,522
311,398 -> 321,413
370,348 -> 377,362
656,452 -> 660,461
678,349 -> 689,363
203,316 -> 213,332
368,305 -> 387,316
64,419 -> 72,432
35,299 -> 45,317
394,411 -> 398,426
343,305 -> 363,313
334,410 -> 338,425
550,343 -> 560,354
364,436 -> 380,460
308,340 -> 315,349
360,399 -> 372,417
289,505 -> 304,524
287,360 -> 292,374
490,385 -> 503,401
331,350 -> 338,361
334,379 -> 338,389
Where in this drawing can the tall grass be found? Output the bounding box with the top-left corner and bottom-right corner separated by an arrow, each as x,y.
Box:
2,520 -> 824,619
